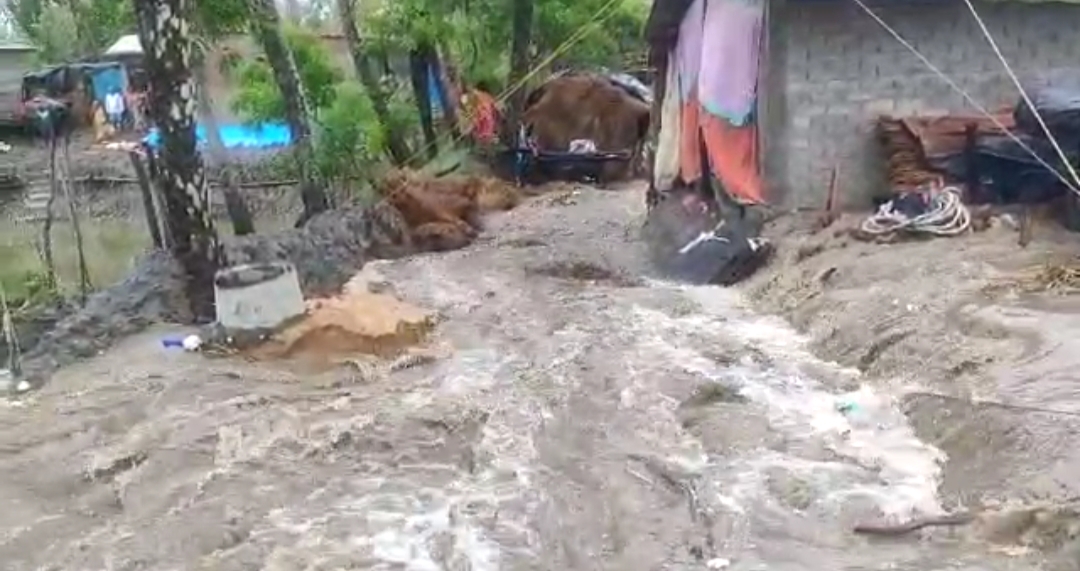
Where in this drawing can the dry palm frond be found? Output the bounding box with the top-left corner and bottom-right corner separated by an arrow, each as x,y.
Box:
985,262 -> 1080,295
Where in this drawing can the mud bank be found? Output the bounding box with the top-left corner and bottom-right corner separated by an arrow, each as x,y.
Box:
13,203 -> 410,386
745,213 -> 1080,509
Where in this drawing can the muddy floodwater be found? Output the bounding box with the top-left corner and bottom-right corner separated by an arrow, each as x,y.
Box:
0,188 -> 1054,569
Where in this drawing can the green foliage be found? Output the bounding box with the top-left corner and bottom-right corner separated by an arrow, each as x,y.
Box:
231,31 -> 416,186
533,0 -> 646,68
0,269 -> 59,312
6,0 -> 250,64
193,0 -> 250,40
360,0 -> 648,90
6,0 -> 134,63
315,82 -> 384,184
73,0 -> 134,55
231,26 -> 341,122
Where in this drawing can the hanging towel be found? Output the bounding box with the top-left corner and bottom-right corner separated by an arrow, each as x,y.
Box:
700,112 -> 764,203
675,0 -> 706,102
698,0 -> 765,126
653,51 -> 682,191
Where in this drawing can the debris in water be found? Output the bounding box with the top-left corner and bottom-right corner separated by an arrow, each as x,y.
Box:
182,334 -> 202,352
527,260 -> 642,287
987,261 -> 1080,295
248,289 -> 436,366
161,334 -> 203,351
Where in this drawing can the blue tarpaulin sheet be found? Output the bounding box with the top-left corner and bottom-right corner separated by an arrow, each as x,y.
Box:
89,66 -> 126,102
142,122 -> 293,150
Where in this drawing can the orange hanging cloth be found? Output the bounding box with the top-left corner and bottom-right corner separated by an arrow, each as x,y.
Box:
467,89 -> 499,145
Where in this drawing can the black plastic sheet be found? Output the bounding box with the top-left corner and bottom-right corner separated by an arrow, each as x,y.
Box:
1014,84 -> 1080,151
642,189 -> 771,286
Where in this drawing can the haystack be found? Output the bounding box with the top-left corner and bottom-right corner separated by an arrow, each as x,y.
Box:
522,73 -> 650,180
374,169 -> 523,252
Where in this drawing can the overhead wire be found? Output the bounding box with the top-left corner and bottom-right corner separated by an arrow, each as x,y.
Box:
397,0 -> 627,167
366,0 -> 629,212
848,0 -> 1080,195
958,0 -> 1080,192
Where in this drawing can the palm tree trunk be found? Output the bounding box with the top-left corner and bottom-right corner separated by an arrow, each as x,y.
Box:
247,0 -> 329,224
133,0 -> 222,322
504,0 -> 534,145
429,48 -> 461,141
335,0 -> 411,166
194,54 -> 255,235
409,46 -> 438,161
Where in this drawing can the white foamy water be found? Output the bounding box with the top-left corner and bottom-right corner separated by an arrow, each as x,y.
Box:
624,282 -> 947,522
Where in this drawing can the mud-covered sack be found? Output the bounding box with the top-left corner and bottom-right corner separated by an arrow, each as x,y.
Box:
642,189 -> 772,286
1014,84 -> 1080,143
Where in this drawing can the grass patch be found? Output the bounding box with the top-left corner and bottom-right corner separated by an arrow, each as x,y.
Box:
0,218 -> 149,299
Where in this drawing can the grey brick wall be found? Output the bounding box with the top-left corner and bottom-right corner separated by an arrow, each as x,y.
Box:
765,0 -> 1080,209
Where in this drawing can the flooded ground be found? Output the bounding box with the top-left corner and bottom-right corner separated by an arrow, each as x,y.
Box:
0,186 -> 1062,570
0,139 -> 302,299
0,191 -> 300,299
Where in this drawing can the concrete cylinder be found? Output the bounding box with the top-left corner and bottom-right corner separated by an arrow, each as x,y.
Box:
214,262 -> 305,331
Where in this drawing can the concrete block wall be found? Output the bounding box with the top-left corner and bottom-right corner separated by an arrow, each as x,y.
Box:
765,0 -> 1080,209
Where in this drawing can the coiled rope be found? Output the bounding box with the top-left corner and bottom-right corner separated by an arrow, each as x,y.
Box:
859,186 -> 971,236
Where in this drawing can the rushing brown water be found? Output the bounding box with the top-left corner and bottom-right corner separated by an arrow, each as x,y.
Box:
0,186 -> 1048,570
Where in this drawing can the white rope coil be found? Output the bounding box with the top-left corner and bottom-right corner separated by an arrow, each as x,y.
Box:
860,186 -> 971,236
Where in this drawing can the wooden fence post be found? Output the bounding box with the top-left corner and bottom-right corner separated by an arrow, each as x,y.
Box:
129,149 -> 165,249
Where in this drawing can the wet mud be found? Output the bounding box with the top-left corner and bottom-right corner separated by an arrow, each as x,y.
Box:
1,187 -> 1077,569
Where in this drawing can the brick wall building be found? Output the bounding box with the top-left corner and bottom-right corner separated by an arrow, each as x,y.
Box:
762,0 -> 1080,209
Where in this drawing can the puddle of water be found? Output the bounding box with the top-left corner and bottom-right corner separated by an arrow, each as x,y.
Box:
977,302 -> 1080,412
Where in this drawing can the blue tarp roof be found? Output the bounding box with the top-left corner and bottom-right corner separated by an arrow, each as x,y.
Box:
142,122 -> 292,150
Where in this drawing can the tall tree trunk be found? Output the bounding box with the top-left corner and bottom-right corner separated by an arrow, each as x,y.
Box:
133,0 -> 222,322
504,0 -> 534,145
335,0 -> 410,166
194,54 -> 255,235
430,49 -> 462,141
409,46 -> 438,161
247,0 -> 329,225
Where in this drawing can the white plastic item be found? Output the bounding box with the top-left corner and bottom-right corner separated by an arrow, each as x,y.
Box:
214,262 -> 305,331
181,335 -> 202,351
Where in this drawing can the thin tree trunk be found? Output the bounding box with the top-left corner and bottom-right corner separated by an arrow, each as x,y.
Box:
133,0 -> 222,322
59,138 -> 91,304
336,0 -> 410,166
129,150 -> 164,248
504,0 -> 534,145
409,47 -> 438,160
194,55 -> 255,235
247,0 -> 329,225
645,53 -> 667,208
41,138 -> 58,286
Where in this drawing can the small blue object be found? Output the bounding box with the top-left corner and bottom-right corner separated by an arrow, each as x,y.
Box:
836,402 -> 858,414
161,337 -> 184,348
